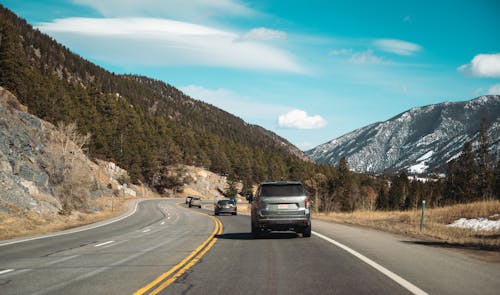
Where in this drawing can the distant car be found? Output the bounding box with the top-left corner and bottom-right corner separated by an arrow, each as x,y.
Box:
214,199 -> 237,216
185,196 -> 193,205
250,181 -> 311,237
189,197 -> 202,208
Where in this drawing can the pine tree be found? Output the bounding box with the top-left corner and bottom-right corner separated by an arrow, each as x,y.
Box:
476,117 -> 493,199
444,142 -> 478,204
494,159 -> 500,200
338,157 -> 352,211
376,182 -> 389,210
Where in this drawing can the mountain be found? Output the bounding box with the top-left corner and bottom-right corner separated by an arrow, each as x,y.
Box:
307,96 -> 500,174
0,5 -> 309,189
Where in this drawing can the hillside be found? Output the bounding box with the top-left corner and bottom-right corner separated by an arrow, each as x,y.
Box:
0,5 -> 309,192
0,86 -> 140,215
307,96 -> 500,174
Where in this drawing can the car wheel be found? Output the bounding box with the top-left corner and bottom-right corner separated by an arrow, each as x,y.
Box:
232,212 -> 236,215
215,212 -> 219,216
189,204 -> 192,208
303,225 -> 311,238
251,223 -> 258,236
199,205 -> 202,208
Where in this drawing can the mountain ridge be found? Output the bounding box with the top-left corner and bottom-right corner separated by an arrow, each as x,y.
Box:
307,95 -> 500,174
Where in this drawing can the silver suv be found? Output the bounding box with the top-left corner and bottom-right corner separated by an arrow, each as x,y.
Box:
250,181 -> 311,238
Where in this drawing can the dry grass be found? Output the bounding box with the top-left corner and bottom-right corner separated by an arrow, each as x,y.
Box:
314,200 -> 500,250
0,197 -> 133,240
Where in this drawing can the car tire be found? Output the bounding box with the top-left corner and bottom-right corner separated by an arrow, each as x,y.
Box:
303,225 -> 311,238
189,204 -> 192,208
199,205 -> 202,208
215,212 -> 219,216
251,223 -> 259,237
232,212 -> 236,215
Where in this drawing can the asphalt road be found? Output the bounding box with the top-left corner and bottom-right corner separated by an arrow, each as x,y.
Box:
0,199 -> 214,295
1,199 -> 499,295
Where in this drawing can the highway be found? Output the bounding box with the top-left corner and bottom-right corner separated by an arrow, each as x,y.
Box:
0,199 -> 499,294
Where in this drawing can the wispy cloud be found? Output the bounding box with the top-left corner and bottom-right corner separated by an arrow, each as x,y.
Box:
329,48 -> 389,65
72,0 -> 255,20
37,17 -> 306,73
237,27 -> 287,42
278,109 -> 327,129
180,85 -> 291,120
458,53 -> 500,78
488,84 -> 500,95
349,50 -> 388,65
374,39 -> 421,56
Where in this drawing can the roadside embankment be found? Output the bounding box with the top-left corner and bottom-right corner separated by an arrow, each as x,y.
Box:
314,200 -> 500,251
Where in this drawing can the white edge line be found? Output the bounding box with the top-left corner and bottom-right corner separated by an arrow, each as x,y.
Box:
0,269 -> 14,275
160,221 -> 165,225
0,200 -> 142,247
142,229 -> 151,233
312,231 -> 428,295
95,240 -> 115,247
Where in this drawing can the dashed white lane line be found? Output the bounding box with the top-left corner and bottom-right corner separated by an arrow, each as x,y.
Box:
94,241 -> 114,247
142,229 -> 151,233
160,221 -> 165,225
312,231 -> 428,295
0,269 -> 14,275
167,216 -> 171,219
102,240 -> 127,249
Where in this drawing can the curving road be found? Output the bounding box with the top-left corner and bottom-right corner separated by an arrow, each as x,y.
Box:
0,199 -> 499,295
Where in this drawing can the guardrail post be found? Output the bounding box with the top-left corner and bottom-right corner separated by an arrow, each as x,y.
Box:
420,200 -> 426,231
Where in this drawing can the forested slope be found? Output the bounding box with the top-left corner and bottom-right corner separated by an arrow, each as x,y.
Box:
0,5 -> 311,194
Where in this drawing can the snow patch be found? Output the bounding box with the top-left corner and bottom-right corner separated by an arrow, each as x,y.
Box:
408,162 -> 428,174
448,217 -> 500,231
417,150 -> 434,162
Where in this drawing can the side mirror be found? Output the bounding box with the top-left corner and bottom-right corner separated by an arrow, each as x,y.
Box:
246,194 -> 253,203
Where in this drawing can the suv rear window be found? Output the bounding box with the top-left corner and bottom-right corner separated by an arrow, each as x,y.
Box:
260,184 -> 305,197
218,200 -> 235,205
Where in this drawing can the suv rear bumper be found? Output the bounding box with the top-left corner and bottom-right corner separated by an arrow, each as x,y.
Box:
256,216 -> 310,231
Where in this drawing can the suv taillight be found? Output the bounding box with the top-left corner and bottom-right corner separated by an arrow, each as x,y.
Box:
304,197 -> 309,209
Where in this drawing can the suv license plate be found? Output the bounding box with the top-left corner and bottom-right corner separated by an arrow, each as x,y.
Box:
278,204 -> 288,209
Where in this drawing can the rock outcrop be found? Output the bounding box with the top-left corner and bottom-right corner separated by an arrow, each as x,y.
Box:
0,87 -> 138,215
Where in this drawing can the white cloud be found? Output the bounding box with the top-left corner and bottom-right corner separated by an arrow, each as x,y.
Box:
278,109 -> 327,129
374,39 -> 421,56
37,17 -> 305,73
72,0 -> 255,20
458,53 -> 500,78
237,27 -> 287,42
180,85 -> 291,120
488,84 -> 500,95
349,50 -> 387,65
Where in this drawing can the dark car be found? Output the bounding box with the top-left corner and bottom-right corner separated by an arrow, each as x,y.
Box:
214,199 -> 237,215
250,181 -> 311,237
189,197 -> 202,208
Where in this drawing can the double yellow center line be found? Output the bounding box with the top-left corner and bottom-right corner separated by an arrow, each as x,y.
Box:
134,206 -> 223,295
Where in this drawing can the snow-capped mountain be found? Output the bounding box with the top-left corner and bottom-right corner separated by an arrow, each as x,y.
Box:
307,95 -> 500,174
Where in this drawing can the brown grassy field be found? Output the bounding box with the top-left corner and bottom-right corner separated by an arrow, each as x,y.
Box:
314,200 -> 500,250
0,197 -> 133,240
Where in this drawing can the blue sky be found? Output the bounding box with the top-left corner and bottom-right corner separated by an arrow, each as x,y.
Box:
2,0 -> 500,150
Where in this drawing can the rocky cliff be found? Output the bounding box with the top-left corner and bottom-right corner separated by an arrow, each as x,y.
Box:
0,87 -> 139,216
